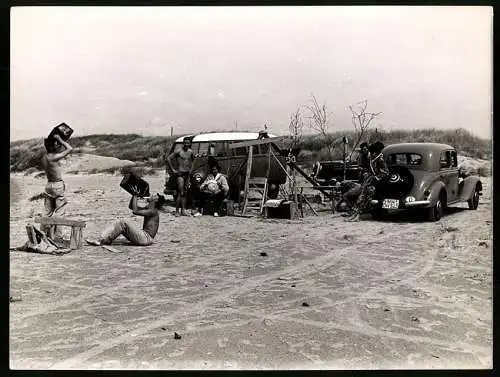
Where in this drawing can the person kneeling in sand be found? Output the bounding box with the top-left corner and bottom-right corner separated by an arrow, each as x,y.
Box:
86,194 -> 166,246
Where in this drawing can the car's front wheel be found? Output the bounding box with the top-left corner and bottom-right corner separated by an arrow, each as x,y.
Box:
427,195 -> 444,222
468,185 -> 480,210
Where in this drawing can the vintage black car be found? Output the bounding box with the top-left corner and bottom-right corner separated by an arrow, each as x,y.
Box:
311,148 -> 362,185
370,143 -> 482,221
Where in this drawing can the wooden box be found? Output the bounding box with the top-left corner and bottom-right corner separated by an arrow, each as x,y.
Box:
265,201 -> 297,219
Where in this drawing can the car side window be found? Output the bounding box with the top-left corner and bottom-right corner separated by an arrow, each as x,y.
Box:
439,152 -> 450,169
232,146 -> 247,156
409,154 -> 422,165
214,142 -> 227,157
197,142 -> 210,156
395,154 -> 407,164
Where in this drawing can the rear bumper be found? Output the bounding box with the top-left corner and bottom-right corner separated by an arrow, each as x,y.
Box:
371,199 -> 431,208
404,200 -> 431,207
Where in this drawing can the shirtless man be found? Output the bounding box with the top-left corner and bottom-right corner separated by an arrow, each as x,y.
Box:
166,137 -> 194,216
41,134 -> 73,237
86,193 -> 166,246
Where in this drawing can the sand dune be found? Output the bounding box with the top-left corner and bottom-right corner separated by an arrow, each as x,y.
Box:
60,153 -> 136,173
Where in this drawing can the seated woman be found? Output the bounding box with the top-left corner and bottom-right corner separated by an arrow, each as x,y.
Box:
193,163 -> 229,217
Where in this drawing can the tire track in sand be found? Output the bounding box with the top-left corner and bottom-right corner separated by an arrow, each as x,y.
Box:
53,220 -> 434,369
50,225 -> 424,368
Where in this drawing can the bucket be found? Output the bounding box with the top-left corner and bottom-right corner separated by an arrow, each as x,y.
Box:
120,173 -> 150,197
48,122 -> 74,144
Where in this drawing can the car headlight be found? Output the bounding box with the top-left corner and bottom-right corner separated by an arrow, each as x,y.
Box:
405,196 -> 416,203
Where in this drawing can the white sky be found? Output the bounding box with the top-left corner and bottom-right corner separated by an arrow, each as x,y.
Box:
10,6 -> 493,141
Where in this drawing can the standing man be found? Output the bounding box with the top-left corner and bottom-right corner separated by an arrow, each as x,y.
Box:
166,137 -> 194,216
41,134 -> 73,238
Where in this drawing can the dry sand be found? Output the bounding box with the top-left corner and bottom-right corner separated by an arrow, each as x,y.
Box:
9,172 -> 493,369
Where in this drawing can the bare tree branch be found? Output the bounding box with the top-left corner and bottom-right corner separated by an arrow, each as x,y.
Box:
348,100 -> 382,160
305,94 -> 336,156
288,108 -> 303,149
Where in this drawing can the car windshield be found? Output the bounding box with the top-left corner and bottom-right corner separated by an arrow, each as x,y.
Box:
387,153 -> 423,166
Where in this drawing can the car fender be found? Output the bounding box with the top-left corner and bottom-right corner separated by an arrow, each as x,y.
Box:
458,176 -> 482,201
427,181 -> 447,205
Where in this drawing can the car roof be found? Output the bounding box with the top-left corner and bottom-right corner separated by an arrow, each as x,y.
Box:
383,142 -> 455,154
175,132 -> 277,143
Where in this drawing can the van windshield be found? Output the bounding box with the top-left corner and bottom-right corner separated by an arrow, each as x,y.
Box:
171,138 -> 259,157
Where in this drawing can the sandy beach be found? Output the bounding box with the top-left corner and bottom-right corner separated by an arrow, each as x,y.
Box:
9,173 -> 493,369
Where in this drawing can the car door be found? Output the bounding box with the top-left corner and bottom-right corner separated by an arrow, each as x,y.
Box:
438,150 -> 458,204
447,150 -> 460,202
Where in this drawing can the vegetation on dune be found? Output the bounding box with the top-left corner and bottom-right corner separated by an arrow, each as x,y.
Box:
298,127 -> 492,163
10,134 -> 177,172
10,128 -> 491,176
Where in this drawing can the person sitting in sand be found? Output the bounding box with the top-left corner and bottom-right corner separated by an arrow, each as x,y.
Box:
86,193 -> 166,246
193,163 -> 229,217
166,137 -> 194,217
41,134 -> 73,238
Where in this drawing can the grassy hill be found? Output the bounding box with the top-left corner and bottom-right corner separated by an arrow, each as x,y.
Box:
299,128 -> 491,162
10,128 -> 491,175
10,134 -> 176,172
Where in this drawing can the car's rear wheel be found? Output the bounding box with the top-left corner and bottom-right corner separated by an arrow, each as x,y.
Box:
468,185 -> 480,210
427,192 -> 445,222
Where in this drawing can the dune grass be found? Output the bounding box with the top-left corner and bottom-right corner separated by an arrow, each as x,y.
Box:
298,128 -> 491,163
10,128 -> 491,175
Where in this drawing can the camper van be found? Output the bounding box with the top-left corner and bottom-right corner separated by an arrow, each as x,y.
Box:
164,131 -> 288,201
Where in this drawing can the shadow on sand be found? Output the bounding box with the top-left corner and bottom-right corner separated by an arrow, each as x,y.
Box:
10,177 -> 22,205
374,206 -> 469,224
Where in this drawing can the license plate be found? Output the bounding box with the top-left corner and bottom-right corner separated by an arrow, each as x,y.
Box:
382,199 -> 399,209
